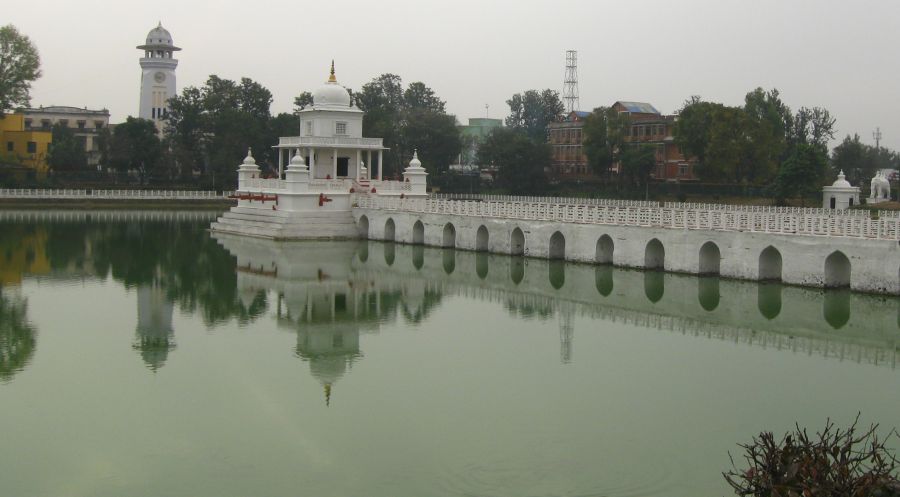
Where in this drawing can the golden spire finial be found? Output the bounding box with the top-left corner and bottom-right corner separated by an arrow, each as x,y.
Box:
328,60 -> 336,83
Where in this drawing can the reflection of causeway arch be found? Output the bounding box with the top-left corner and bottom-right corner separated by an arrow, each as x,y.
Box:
758,283 -> 782,320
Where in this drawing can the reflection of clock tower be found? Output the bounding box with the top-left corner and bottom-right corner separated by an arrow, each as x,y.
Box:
137,22 -> 180,133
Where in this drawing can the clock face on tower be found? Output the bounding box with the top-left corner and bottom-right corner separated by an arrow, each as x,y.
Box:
154,72 -> 166,83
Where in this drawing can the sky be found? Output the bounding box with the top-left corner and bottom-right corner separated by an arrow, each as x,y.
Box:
8,0 -> 900,150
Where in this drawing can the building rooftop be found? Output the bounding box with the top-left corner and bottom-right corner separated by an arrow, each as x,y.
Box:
19,106 -> 110,116
615,101 -> 660,114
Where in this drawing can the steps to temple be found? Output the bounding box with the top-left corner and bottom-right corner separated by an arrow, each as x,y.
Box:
210,206 -> 359,240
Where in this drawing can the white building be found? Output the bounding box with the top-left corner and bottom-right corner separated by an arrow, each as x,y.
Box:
822,170 -> 860,210
137,22 -> 180,133
274,63 -> 387,181
19,106 -> 110,166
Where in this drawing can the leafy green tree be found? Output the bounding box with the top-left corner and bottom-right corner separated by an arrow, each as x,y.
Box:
477,128 -> 549,194
505,89 -> 565,142
109,117 -> 162,184
742,88 -> 790,182
675,97 -> 722,169
770,142 -> 828,205
357,74 -> 459,178
165,75 -> 274,188
46,123 -> 87,172
583,106 -> 630,179
619,144 -> 657,190
293,91 -> 314,112
0,25 -> 41,114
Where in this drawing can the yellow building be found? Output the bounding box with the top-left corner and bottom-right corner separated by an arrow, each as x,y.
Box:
1,113 -> 52,177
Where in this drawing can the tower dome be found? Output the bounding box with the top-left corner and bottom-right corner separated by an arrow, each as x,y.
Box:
144,22 -> 176,47
313,61 -> 352,108
831,170 -> 851,188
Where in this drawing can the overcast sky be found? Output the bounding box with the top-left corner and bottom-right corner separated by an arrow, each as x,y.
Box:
8,0 -> 900,150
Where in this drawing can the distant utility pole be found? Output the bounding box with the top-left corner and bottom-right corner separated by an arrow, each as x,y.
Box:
873,127 -> 882,149
485,103 -> 489,119
563,50 -> 580,113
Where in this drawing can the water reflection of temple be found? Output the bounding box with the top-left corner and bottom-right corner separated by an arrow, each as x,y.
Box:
218,238 -> 900,373
217,236 -> 444,405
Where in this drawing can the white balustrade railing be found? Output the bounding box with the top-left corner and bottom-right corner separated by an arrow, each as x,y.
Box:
242,178 -> 285,190
0,188 -> 234,200
356,196 -> 900,240
432,193 -> 657,208
368,180 -> 412,192
309,179 -> 352,191
663,201 -> 873,217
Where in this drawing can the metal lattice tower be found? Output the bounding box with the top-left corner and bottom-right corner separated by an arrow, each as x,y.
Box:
563,50 -> 580,113
873,127 -> 882,149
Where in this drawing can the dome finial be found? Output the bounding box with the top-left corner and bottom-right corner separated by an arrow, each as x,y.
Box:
328,60 -> 336,83
243,148 -> 256,165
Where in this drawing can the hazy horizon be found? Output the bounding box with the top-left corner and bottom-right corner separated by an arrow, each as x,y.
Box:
8,0 -> 900,150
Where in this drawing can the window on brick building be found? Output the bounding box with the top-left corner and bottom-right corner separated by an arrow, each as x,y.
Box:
679,163 -> 689,176
27,142 -> 37,153
6,141 -> 13,152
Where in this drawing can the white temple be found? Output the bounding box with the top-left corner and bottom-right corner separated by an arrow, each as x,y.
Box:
822,170 -> 860,210
210,63 -> 428,240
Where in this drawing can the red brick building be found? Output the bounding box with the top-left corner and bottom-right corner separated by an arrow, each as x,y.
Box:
547,102 -> 697,181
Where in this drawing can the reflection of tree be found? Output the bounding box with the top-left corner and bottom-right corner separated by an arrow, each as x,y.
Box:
0,289 -> 37,382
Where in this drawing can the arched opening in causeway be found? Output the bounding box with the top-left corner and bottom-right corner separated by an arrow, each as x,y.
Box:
595,235 -> 614,265
824,251 -> 851,288
442,223 -> 456,248
412,220 -> 424,245
358,215 -> 369,238
699,241 -> 721,275
549,260 -> 566,289
758,246 -> 782,281
475,225 -> 489,252
384,218 -> 396,242
549,231 -> 566,260
510,227 -> 525,256
644,238 -> 665,270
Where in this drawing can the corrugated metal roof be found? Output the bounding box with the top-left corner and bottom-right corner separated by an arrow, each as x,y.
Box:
573,111 -> 591,118
616,101 -> 660,114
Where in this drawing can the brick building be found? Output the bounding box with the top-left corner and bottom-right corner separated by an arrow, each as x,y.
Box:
548,110 -> 591,177
547,102 -> 696,181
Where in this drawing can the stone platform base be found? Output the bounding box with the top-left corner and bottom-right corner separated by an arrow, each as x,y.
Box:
210,205 -> 360,240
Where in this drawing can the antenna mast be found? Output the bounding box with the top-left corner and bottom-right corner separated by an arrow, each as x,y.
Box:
563,50 -> 580,113
873,127 -> 882,149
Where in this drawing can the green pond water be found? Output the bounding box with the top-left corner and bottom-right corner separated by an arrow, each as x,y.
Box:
1,210 -> 899,497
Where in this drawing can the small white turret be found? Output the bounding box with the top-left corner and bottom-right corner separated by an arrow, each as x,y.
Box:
823,170 -> 860,209
403,150 -> 428,197
285,153 -> 310,193
237,148 -> 260,190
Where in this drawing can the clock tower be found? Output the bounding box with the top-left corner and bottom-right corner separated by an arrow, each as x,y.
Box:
137,22 -> 180,132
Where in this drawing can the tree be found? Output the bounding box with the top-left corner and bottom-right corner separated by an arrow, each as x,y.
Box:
583,106 -> 630,179
357,74 -> 459,178
293,91 -> 313,113
477,128 -> 549,194
165,75 -> 274,188
619,144 -> 657,191
0,25 -> 41,114
46,123 -> 87,172
770,142 -> 828,205
675,97 -> 721,169
109,117 -> 162,184
505,89 -> 564,142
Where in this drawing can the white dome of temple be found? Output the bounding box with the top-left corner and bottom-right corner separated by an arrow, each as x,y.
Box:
831,170 -> 852,188
145,22 -> 175,46
313,62 -> 352,108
